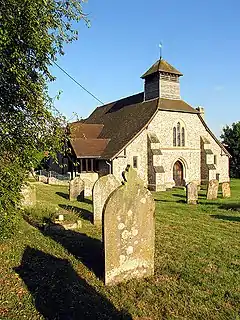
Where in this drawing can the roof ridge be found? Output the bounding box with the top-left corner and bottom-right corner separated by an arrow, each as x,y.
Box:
95,92 -> 144,110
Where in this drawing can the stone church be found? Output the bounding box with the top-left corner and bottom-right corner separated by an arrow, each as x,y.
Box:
67,58 -> 230,190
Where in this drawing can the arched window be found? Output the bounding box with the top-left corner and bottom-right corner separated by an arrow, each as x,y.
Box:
177,122 -> 181,146
173,127 -> 176,146
173,122 -> 186,147
182,127 -> 185,146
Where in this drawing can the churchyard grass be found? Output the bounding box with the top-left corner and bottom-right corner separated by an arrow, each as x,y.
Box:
0,180 -> 239,319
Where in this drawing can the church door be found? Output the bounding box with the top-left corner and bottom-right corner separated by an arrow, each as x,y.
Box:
173,161 -> 184,186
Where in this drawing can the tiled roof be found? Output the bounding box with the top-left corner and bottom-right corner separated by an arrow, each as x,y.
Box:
154,166 -> 165,173
69,123 -> 104,139
70,138 -> 110,158
158,99 -> 199,114
84,93 -> 159,159
205,149 -> 213,155
141,59 -> 183,78
201,136 -> 210,144
148,132 -> 160,143
69,91 -> 230,159
207,164 -> 216,170
152,149 -> 162,155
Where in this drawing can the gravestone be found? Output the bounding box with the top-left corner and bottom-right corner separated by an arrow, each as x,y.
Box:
222,182 -> 231,198
93,174 -> 121,226
186,182 -> 198,204
38,175 -> 48,183
103,166 -> 155,286
84,179 -> 93,197
207,179 -> 219,200
48,177 -> 69,186
69,177 -> 84,201
21,183 -> 36,207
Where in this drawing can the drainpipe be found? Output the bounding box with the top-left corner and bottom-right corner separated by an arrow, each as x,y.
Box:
106,160 -> 112,174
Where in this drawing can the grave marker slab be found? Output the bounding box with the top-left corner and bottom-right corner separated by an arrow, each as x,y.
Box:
69,177 -> 84,201
84,179 -> 94,197
48,177 -> 69,186
103,166 -> 155,286
38,175 -> 48,183
207,179 -> 219,200
21,183 -> 36,207
222,182 -> 231,198
186,182 -> 198,204
93,174 -> 121,226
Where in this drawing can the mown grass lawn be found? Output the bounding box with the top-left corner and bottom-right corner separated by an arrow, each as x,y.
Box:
0,180 -> 240,319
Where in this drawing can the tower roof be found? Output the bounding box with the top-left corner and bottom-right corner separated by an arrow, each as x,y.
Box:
141,59 -> 183,78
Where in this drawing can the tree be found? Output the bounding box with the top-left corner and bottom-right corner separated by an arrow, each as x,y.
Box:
0,0 -> 88,238
220,122 -> 240,178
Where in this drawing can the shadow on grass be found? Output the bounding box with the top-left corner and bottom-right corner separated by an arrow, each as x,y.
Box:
154,199 -> 186,204
15,247 -> 132,320
172,193 -> 185,198
84,198 -> 93,205
59,204 -> 93,223
219,203 -> 240,211
23,216 -> 103,279
198,201 -> 221,206
56,191 -> 69,200
43,227 -> 104,279
211,214 -> 240,222
198,193 -> 207,199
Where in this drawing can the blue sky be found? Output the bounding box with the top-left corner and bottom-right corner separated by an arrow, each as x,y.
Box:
49,0 -> 240,137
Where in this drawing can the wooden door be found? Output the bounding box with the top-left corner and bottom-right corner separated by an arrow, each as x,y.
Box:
173,161 -> 184,186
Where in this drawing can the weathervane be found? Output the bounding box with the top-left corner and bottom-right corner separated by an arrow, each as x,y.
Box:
159,42 -> 163,60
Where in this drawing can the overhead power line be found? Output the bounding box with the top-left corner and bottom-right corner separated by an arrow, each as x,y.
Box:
51,60 -> 104,105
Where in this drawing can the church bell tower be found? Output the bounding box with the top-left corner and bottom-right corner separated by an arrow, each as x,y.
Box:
141,59 -> 183,101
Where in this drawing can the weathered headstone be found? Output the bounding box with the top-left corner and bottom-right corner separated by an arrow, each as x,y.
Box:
21,183 -> 36,207
222,182 -> 231,198
69,177 -> 84,201
84,179 -> 93,197
207,179 -> 219,200
48,177 -> 69,186
186,182 -> 198,204
103,166 -> 155,286
38,175 -> 48,183
93,174 -> 121,226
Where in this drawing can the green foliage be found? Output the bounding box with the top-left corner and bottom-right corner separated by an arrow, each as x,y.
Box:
220,122 -> 240,178
0,0 -> 88,238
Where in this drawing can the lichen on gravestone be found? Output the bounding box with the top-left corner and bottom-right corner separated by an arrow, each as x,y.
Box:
69,177 -> 84,201
186,182 -> 198,204
207,179 -> 219,200
222,182 -> 231,198
20,183 -> 36,207
103,166 -> 155,286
